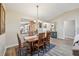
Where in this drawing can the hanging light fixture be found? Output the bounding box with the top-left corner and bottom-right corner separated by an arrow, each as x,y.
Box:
35,5 -> 39,34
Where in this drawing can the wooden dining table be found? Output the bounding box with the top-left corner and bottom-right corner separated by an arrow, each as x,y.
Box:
24,35 -> 38,55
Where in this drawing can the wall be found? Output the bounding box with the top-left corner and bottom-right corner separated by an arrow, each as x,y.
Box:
74,16 -> 79,42
6,9 -> 26,47
64,20 -> 75,39
0,34 -> 6,56
56,20 -> 65,39
76,16 -> 79,35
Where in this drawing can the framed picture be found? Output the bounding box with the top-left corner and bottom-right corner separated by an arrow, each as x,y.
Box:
44,24 -> 47,28
0,4 -> 5,34
39,22 -> 42,28
51,24 -> 54,28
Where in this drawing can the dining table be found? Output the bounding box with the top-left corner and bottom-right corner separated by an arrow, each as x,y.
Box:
24,35 -> 38,55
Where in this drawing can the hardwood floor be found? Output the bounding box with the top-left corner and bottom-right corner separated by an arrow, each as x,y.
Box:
5,38 -> 74,56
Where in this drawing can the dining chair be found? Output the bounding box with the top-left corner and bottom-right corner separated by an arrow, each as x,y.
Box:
44,31 -> 51,49
43,32 -> 47,49
17,33 -> 22,55
41,33 -> 46,48
33,33 -> 45,56
17,33 -> 30,56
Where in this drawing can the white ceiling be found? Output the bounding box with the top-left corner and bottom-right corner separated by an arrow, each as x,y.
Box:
5,3 -> 79,22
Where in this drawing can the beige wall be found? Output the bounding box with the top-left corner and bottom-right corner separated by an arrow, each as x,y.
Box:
6,9 -> 25,47
56,20 -> 65,39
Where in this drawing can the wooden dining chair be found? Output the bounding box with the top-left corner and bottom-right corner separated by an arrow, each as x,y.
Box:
33,33 -> 45,56
41,33 -> 46,49
17,33 -> 30,56
43,32 -> 47,49
17,33 -> 22,55
44,32 -> 51,49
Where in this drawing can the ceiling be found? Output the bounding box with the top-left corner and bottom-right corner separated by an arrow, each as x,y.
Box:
5,3 -> 79,23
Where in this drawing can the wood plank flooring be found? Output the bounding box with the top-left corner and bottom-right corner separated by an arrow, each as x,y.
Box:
5,38 -> 74,56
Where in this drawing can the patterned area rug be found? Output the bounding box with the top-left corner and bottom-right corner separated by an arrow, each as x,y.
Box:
16,44 -> 56,56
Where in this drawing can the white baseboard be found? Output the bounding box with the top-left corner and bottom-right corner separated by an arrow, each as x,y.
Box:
3,47 -> 6,56
65,36 -> 74,39
6,44 -> 18,50
58,38 -> 64,40
58,37 -> 65,39
2,44 -> 18,56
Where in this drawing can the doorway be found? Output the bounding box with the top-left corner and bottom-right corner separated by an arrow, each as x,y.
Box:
64,20 -> 75,39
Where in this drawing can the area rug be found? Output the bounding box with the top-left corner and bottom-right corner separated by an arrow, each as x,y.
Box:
16,44 -> 56,56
